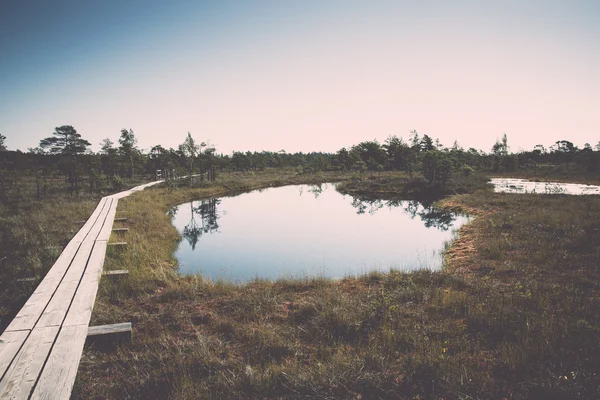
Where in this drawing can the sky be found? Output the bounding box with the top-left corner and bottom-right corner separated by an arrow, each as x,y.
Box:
0,0 -> 598,154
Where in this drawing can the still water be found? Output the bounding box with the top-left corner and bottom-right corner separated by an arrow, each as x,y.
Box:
170,183 -> 469,282
490,178 -> 600,195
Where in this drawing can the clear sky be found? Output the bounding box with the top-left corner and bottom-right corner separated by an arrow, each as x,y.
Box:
1,0 -> 598,154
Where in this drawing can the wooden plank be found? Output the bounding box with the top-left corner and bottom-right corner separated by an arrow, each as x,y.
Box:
85,200 -> 113,242
62,278 -> 99,328
30,325 -> 88,400
96,199 -> 118,241
112,227 -> 129,233
63,243 -> 107,327
40,239 -> 81,283
70,197 -> 109,243
36,232 -> 104,328
0,331 -> 29,383
0,180 -> 162,399
0,326 -> 59,400
86,323 -> 132,348
4,241 -> 81,332
102,269 -> 128,277
107,242 -> 127,247
84,241 -> 108,281
4,291 -> 58,333
26,204 -> 110,328
36,279 -> 80,328
114,217 -> 128,222
87,322 -> 132,337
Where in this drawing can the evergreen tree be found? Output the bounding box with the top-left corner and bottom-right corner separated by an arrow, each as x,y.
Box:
39,125 -> 90,155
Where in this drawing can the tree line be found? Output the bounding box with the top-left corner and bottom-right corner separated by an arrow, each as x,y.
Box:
0,126 -> 598,201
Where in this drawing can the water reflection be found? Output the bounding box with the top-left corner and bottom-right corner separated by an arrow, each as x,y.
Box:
181,199 -> 220,250
170,183 -> 470,282
402,200 -> 457,231
307,184 -> 323,199
349,197 -> 457,231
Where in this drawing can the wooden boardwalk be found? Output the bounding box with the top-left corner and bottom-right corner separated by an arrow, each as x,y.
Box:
0,181 -> 162,399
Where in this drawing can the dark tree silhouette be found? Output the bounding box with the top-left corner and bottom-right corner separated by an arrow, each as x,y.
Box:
119,128 -> 138,179
39,126 -> 90,155
39,126 -> 90,195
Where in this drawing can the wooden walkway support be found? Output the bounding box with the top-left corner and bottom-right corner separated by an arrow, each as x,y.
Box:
86,322 -> 132,348
0,180 -> 162,399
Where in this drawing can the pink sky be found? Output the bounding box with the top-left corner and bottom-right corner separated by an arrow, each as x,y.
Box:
1,1 -> 598,153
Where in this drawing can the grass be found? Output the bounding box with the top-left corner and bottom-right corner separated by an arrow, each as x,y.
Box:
68,169 -> 600,399
2,168 -> 600,398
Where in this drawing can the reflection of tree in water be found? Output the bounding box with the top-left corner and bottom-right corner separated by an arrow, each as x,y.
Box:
350,196 -> 383,215
182,198 -> 220,250
402,200 -> 457,231
349,196 -> 457,231
167,205 -> 179,219
308,184 -> 323,199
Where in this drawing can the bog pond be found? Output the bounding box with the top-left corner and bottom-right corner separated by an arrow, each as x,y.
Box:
170,183 -> 470,282
490,178 -> 600,195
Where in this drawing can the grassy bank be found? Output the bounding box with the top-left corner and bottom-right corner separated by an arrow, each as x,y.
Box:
68,170 -> 600,399
336,171 -> 491,200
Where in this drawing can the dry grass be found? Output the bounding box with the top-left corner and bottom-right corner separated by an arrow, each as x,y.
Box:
4,169 -> 600,399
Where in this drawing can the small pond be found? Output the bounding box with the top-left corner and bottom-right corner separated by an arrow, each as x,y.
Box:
169,183 -> 469,282
490,178 -> 600,195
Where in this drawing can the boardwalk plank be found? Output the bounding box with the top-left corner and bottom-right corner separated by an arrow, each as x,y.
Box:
5,197 -> 109,333
70,198 -> 109,243
30,325 -> 88,400
83,241 -> 108,281
37,210 -> 108,328
1,180 -> 163,398
0,326 -> 58,400
96,199 -> 118,241
4,241 -> 81,332
36,279 -> 80,328
0,331 -> 28,382
63,243 -> 107,327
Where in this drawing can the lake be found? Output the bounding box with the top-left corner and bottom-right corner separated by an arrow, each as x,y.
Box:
490,178 -> 600,195
170,183 -> 469,282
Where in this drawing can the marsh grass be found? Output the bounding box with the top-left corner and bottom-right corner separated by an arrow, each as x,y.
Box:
3,168 -> 599,398
69,170 -> 600,399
